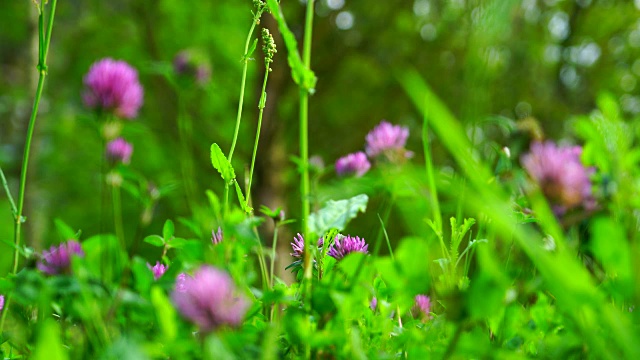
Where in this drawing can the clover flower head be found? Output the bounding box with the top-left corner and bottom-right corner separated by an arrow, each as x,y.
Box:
83,58 -> 144,119
0,295 -> 4,312
106,137 -> 133,164
38,240 -> 85,275
290,233 -> 324,259
365,120 -> 410,158
412,294 -> 431,319
171,266 -> 249,332
212,226 -> 223,245
370,296 -> 378,311
521,141 -> 594,214
148,261 -> 167,280
173,50 -> 211,85
336,152 -> 371,177
327,235 -> 368,260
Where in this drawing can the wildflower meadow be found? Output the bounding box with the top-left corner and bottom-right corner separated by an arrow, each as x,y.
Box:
2,0 -> 640,358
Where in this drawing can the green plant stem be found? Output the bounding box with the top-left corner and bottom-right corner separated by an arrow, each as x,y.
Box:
177,95 -> 198,213
0,166 -> 17,215
247,67 -> 270,205
270,225 -> 279,288
300,0 -> 315,301
12,0 -> 57,275
2,0 -> 57,337
225,9 -> 263,214
111,183 -> 125,251
422,108 -> 442,232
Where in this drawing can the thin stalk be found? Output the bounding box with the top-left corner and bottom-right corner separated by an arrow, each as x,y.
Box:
299,4 -> 315,359
2,0 -> 58,337
177,95 -> 198,213
225,8 -> 264,214
0,166 -> 17,215
111,182 -> 125,251
13,0 -> 58,275
422,100 -> 441,232
377,213 -> 402,328
300,0 -> 315,300
252,227 -> 270,289
270,225 -> 279,288
247,67 -> 270,205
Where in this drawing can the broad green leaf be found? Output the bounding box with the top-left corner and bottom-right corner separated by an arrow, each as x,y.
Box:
266,0 -> 317,91
210,143 -> 235,183
163,219 -> 175,241
590,217 -> 633,295
32,319 -> 68,360
54,218 -> 79,241
151,286 -> 177,341
144,235 -> 165,247
308,194 -> 368,236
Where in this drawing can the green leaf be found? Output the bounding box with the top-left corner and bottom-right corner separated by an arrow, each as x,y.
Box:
54,218 -> 79,241
151,286 -> 177,341
234,180 -> 253,214
266,0 -> 317,91
167,237 -> 189,249
246,38 -> 258,59
590,217 -> 633,295
144,235 -> 165,247
32,319 -> 68,360
210,143 -> 236,183
308,194 -> 368,236
163,219 -> 175,241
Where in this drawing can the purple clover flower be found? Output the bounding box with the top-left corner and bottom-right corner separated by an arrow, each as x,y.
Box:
0,295 -> 4,312
147,261 -> 167,280
106,137 -> 133,164
211,226 -> 223,245
521,141 -> 594,213
83,58 -> 144,119
38,240 -> 85,275
171,266 -> 249,332
335,152 -> 371,177
173,50 -> 211,86
411,294 -> 432,320
290,233 -> 324,259
327,235 -> 369,260
365,120 -> 411,159
370,296 -> 378,312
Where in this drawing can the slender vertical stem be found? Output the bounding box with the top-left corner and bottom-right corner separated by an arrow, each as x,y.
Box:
225,8 -> 263,214
300,0 -> 315,297
13,73 -> 46,274
270,225 -> 279,288
0,166 -> 17,215
111,182 -> 125,251
177,94 -> 197,213
3,0 -> 57,336
247,67 -> 270,205
422,97 -> 442,233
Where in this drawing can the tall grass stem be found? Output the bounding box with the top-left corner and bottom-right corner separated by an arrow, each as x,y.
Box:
247,67 -> 270,205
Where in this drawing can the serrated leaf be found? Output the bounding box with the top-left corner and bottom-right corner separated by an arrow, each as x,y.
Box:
144,235 -> 165,247
308,194 -> 368,235
210,143 -> 236,183
234,180 -> 253,214
163,219 -> 174,241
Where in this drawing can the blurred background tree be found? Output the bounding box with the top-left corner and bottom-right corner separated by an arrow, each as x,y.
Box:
1,0 -> 640,275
